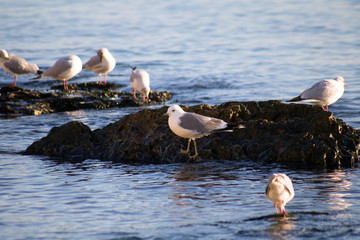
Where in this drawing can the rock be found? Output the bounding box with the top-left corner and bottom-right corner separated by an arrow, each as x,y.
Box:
0,83 -> 172,116
25,121 -> 94,160
24,100 -> 360,169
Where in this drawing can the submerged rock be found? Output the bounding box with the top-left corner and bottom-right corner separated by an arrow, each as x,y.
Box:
24,100 -> 360,169
0,84 -> 172,116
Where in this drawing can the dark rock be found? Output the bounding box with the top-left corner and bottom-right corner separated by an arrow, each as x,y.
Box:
25,121 -> 94,160
0,83 -> 172,116
24,100 -> 360,169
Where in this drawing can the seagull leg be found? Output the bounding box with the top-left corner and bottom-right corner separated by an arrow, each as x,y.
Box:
274,203 -> 278,214
189,139 -> 198,158
64,80 -> 68,91
104,73 -> 107,85
133,89 -> 137,99
180,138 -> 191,154
281,200 -> 287,215
99,74 -> 102,85
322,105 -> 328,111
13,75 -> 17,87
142,94 -> 146,102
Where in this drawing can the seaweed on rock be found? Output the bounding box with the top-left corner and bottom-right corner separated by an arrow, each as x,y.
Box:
24,101 -> 360,169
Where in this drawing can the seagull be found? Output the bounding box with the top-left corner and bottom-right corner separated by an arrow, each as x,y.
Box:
33,55 -> 82,90
0,49 -> 40,87
83,48 -> 116,85
166,105 -> 244,158
286,76 -> 346,111
265,173 -> 295,215
129,66 -> 150,102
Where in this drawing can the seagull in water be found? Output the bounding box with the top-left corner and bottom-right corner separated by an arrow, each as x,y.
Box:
33,55 -> 82,91
83,48 -> 116,85
166,105 -> 244,158
286,76 -> 346,111
265,173 -> 295,215
129,66 -> 150,102
0,49 -> 40,87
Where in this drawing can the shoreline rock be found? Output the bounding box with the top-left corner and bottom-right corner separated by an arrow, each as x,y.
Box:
0,83 -> 172,116
24,100 -> 360,169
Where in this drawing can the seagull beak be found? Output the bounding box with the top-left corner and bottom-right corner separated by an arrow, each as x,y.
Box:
344,83 -> 347,87
163,113 -> 168,116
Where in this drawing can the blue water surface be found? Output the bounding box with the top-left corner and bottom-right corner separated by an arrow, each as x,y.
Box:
1,0 -> 360,239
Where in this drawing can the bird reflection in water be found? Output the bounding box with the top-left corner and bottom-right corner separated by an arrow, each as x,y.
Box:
265,216 -> 296,240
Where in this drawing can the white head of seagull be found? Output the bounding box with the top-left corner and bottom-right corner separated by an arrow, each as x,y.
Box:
166,105 -> 244,158
265,173 -> 295,215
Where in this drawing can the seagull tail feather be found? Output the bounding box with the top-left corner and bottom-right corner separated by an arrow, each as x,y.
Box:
127,65 -> 136,71
31,73 -> 42,80
286,95 -> 302,102
211,123 -> 245,133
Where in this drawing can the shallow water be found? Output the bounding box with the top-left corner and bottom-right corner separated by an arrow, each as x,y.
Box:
1,0 -> 360,239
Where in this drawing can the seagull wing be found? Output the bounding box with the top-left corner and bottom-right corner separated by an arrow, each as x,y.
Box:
179,112 -> 227,135
300,79 -> 338,101
277,174 -> 295,198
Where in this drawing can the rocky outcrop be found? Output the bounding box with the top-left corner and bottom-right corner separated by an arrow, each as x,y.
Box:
0,83 -> 172,116
24,100 -> 360,169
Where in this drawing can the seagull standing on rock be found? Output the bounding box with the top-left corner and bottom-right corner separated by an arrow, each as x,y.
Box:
286,76 -> 346,111
130,66 -> 150,102
265,173 -> 295,215
83,48 -> 116,85
166,105 -> 245,158
0,49 -> 40,87
32,55 -> 82,91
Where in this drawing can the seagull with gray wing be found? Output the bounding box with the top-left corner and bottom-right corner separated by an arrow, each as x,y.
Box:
83,48 -> 116,85
166,105 -> 244,158
0,49 -> 40,87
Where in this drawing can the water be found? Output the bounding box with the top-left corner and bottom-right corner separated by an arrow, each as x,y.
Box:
1,0 -> 360,239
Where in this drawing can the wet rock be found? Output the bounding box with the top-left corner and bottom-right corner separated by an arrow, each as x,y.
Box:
0,83 -> 172,116
25,121 -> 94,160
24,101 -> 360,169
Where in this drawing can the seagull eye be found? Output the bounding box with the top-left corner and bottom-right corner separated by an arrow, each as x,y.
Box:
172,109 -> 175,112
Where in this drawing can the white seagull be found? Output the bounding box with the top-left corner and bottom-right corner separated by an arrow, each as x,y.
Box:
286,76 -> 346,111
83,48 -> 116,85
166,105 -> 244,158
265,173 -> 295,215
130,67 -> 150,102
0,49 -> 40,87
33,55 -> 82,90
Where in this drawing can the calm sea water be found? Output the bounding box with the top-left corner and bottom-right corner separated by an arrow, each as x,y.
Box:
1,0 -> 360,239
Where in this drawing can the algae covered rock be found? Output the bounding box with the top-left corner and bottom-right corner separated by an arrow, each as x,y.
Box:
24,100 -> 360,169
0,84 -> 172,116
25,121 -> 94,160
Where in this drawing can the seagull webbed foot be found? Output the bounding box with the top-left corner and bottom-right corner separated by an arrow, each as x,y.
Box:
180,149 -> 189,154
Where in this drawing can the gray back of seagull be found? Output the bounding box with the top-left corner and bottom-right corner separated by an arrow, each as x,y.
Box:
179,112 -> 226,135
3,54 -> 39,75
